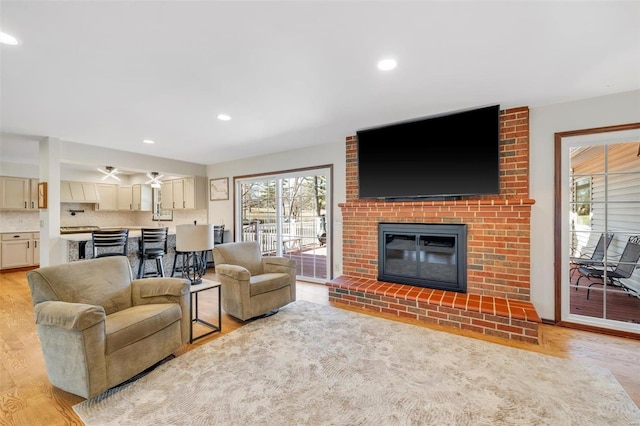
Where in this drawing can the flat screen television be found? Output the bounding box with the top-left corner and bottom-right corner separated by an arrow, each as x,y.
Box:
356,104 -> 500,200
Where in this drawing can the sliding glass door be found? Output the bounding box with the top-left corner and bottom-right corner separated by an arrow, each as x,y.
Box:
235,166 -> 331,283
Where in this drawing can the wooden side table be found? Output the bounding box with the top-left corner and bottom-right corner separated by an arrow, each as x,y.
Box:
189,281 -> 222,343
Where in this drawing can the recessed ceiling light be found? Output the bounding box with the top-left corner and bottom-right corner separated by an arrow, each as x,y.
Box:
377,58 -> 397,71
217,114 -> 231,121
0,32 -> 20,46
143,139 -> 155,144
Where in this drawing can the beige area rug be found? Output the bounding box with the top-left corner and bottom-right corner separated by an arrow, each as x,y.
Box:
74,300 -> 640,425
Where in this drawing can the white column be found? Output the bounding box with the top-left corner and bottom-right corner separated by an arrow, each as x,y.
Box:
39,137 -> 65,266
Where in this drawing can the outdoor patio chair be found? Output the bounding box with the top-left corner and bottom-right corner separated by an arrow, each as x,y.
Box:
569,232 -> 614,287
576,235 -> 640,299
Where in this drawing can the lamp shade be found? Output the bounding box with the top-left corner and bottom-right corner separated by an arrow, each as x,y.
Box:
176,224 -> 214,252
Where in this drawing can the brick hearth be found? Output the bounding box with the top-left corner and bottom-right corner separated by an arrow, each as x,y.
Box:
328,106 -> 541,344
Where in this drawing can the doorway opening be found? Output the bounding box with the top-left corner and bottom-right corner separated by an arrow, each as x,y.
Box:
555,123 -> 640,335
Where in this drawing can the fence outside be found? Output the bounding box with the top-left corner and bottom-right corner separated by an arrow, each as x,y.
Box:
242,219 -> 325,254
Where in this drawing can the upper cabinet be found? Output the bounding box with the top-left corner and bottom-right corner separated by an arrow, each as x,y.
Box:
30,179 -> 39,209
117,186 -> 133,211
98,183 -> 152,211
61,181 -> 100,203
160,180 -> 173,210
1,175 -> 153,211
96,184 -> 117,211
117,185 -> 151,211
132,184 -> 152,211
160,176 -> 206,210
0,176 -> 38,210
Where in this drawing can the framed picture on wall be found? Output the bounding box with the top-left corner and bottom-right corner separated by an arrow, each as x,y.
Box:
38,182 -> 48,209
210,177 -> 229,201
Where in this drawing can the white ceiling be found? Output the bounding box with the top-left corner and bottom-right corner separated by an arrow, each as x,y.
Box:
1,1 -> 639,169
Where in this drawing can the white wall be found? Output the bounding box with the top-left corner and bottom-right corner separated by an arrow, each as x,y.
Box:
206,141 -> 346,278
530,90 -> 640,320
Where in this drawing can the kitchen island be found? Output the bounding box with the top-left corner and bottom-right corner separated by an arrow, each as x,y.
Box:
61,228 -> 181,278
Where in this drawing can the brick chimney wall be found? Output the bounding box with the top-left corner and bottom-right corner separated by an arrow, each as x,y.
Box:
339,107 -> 534,301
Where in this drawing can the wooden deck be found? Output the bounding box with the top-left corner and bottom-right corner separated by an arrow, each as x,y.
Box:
279,246 -> 328,280
570,268 -> 640,324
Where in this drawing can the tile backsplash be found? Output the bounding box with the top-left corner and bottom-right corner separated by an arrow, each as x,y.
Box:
0,203 -> 207,232
0,211 -> 40,232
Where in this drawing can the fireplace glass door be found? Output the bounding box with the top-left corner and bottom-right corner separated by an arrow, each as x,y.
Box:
379,223 -> 467,293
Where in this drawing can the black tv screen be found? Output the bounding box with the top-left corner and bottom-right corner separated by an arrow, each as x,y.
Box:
356,104 -> 500,200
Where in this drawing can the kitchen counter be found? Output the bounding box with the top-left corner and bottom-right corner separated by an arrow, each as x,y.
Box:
60,228 -> 177,242
62,227 -> 182,277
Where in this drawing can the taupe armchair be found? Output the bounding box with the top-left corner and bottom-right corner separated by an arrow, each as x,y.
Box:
213,241 -> 296,321
26,256 -> 190,399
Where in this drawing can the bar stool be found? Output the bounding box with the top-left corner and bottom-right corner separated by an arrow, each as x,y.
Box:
171,224 -> 214,284
205,225 -> 225,268
137,227 -> 168,279
91,229 -> 129,258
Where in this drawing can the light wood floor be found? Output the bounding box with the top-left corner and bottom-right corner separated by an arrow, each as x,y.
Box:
1,267 -> 638,425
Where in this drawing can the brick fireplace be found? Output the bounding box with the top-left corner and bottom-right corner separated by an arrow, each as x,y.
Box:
327,106 -> 541,344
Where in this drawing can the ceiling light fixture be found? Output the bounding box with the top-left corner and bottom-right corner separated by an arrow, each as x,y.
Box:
143,139 -> 155,144
377,58 -> 397,71
217,114 -> 231,121
98,166 -> 121,181
0,32 -> 20,46
145,171 -> 164,188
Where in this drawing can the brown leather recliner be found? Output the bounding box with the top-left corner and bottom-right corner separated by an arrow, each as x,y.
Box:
213,241 -> 296,321
26,256 -> 190,399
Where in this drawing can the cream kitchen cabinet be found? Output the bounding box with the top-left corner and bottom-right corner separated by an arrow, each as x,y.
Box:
160,180 -> 174,210
30,179 -> 39,209
117,185 -> 151,211
1,232 -> 39,269
60,181 -> 99,203
132,184 -> 152,211
33,233 -> 40,266
0,176 -> 39,210
160,176 -> 206,210
96,184 -> 118,210
117,186 -> 133,210
98,184 -> 151,211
